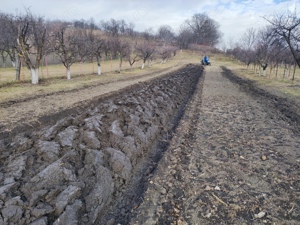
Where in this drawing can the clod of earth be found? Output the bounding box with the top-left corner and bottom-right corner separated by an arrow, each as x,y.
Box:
0,64 -> 203,224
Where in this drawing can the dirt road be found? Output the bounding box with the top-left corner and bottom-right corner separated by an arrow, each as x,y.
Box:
129,66 -> 300,224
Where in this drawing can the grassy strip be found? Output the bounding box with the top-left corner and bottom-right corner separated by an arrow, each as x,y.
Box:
0,51 -> 202,103
216,58 -> 300,98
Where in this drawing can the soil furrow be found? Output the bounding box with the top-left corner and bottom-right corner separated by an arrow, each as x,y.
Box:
129,65 -> 300,225
0,64 -> 183,137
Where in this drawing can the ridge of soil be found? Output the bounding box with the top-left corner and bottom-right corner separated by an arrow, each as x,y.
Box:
0,66 -> 175,108
0,64 -> 204,225
96,66 -> 205,225
2,63 -> 300,224
127,65 -> 300,225
0,64 -> 183,140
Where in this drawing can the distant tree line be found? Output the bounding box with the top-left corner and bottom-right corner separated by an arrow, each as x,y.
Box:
226,10 -> 300,80
0,9 -> 221,84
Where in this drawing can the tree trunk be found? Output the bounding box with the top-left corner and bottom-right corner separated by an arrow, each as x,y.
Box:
283,65 -> 286,79
98,64 -> 101,75
1,52 -> 8,68
67,68 -> 71,80
15,56 -> 21,81
30,68 -> 39,84
45,55 -> 49,78
292,63 -> 296,81
141,63 -> 145,70
2,57 -> 6,68
96,56 -> 102,75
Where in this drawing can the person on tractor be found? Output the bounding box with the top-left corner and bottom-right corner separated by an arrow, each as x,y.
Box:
201,55 -> 211,65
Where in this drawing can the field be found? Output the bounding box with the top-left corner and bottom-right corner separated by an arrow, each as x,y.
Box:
0,50 -> 202,103
0,52 -> 300,225
219,57 -> 300,98
1,52 -> 300,103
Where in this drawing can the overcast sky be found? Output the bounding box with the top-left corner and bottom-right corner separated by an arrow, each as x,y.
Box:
1,0 -> 299,45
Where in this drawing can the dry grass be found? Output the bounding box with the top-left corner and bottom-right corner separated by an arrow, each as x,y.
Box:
217,58 -> 300,98
0,50 -> 201,103
3,51 -> 299,102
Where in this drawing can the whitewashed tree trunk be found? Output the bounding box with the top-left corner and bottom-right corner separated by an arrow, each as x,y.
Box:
11,61 -> 16,68
67,69 -> 71,80
15,57 -> 21,81
263,70 -> 266,76
97,65 -> 101,75
31,68 -> 39,84
141,63 -> 145,70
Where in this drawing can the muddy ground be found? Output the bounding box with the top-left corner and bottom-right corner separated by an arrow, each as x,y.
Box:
1,64 -> 300,225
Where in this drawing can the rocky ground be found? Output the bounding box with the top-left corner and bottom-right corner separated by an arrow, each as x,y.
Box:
127,66 -> 300,225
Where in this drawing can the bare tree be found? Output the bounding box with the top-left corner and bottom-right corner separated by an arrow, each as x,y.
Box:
253,26 -> 277,76
87,30 -> 105,75
126,42 -> 140,68
157,25 -> 175,45
158,46 -> 172,63
119,19 -> 127,35
53,26 -> 79,79
112,38 -> 129,72
125,22 -> 135,37
186,13 -> 222,46
177,24 -> 194,49
0,51 -> 8,67
88,17 -> 97,30
101,19 -> 121,36
74,28 -> 90,74
0,12 -> 21,80
136,41 -> 156,69
239,28 -> 257,69
266,37 -> 287,78
265,11 -> 300,67
16,11 -> 47,84
142,28 -> 155,41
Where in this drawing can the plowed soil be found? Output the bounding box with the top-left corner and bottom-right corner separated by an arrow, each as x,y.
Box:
0,65 -> 183,138
127,66 -> 300,225
1,64 -> 300,225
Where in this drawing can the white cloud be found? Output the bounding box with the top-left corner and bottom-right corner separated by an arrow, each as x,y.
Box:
0,0 -> 299,44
